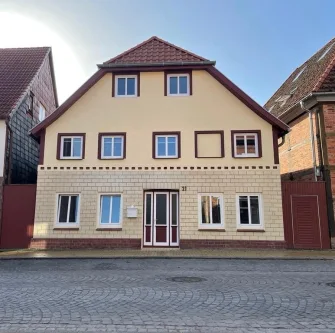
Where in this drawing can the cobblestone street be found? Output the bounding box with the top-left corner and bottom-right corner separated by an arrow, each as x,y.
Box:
1,258 -> 335,332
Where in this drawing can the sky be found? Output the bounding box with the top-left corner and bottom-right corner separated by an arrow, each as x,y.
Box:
0,0 -> 334,105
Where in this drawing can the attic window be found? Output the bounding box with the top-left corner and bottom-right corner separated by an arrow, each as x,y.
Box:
318,42 -> 335,62
290,87 -> 298,95
292,66 -> 306,82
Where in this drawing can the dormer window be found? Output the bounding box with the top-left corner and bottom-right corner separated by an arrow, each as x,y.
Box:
167,74 -> 190,96
115,75 -> 138,97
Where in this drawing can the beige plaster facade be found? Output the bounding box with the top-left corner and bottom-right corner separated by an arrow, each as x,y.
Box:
32,68 -> 285,249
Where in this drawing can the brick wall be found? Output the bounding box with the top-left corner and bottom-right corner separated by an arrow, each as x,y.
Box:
279,113 -> 319,180
6,54 -> 57,184
32,166 -> 284,248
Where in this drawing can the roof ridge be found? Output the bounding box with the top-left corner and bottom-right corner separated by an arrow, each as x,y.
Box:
313,53 -> 335,92
104,36 -> 207,64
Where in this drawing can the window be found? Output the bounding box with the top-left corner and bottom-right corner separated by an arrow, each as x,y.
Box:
99,194 -> 122,227
232,131 -> 261,158
57,134 -> 85,159
153,132 -> 180,158
318,42 -> 335,62
237,194 -> 262,228
115,75 -> 137,97
167,74 -> 190,96
39,103 -> 46,121
198,194 -> 224,229
56,194 -> 80,225
99,133 -> 126,159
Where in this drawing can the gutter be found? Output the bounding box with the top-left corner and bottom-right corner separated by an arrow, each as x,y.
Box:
98,60 -> 216,68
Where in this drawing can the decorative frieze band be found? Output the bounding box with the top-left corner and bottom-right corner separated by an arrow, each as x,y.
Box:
39,165 -> 278,171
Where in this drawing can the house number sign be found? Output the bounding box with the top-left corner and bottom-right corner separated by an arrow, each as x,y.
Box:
181,186 -> 187,191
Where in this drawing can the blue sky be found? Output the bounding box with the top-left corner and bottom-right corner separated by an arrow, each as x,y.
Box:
0,0 -> 334,104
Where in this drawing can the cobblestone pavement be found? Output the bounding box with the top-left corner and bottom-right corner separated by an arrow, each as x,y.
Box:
1,259 -> 335,333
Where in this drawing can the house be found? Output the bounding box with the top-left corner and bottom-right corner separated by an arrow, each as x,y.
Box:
0,47 -> 58,185
265,37 -> 335,246
30,36 -> 288,249
0,47 -> 58,221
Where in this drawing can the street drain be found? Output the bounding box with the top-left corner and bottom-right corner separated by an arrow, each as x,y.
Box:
167,276 -> 207,283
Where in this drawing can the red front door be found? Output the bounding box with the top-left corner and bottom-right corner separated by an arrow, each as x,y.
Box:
143,191 -> 179,247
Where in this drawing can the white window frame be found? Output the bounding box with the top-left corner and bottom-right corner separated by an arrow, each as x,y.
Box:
198,193 -> 224,229
115,75 -> 137,97
97,193 -> 123,228
234,133 -> 259,158
101,135 -> 124,159
39,103 -> 46,121
167,74 -> 190,96
55,194 -> 80,227
60,136 -> 83,159
236,194 -> 263,229
155,135 -> 178,158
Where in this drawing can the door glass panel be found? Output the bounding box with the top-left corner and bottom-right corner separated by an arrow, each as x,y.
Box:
171,194 -> 177,225
145,194 -> 152,225
156,194 -> 167,225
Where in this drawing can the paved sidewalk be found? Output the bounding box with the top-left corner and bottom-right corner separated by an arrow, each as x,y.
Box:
0,248 -> 334,259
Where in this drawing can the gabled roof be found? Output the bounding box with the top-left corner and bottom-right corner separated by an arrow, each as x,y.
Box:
265,37 -> 335,118
31,36 -> 289,137
0,47 -> 57,119
104,36 -> 208,64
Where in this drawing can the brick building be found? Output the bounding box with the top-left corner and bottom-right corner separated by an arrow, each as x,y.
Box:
265,37 -> 335,245
30,36 -> 288,249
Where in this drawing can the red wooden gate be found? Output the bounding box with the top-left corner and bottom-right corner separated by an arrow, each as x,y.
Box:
0,184 -> 36,249
282,182 -> 330,249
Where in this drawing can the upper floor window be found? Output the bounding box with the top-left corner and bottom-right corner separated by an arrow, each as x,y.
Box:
98,133 -> 126,159
167,74 -> 190,96
39,103 -> 46,121
232,131 -> 261,158
153,132 -> 180,159
57,134 -> 85,160
115,75 -> 137,97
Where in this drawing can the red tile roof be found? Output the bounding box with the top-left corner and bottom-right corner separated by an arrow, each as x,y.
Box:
104,36 -> 208,64
265,37 -> 335,118
0,47 -> 50,119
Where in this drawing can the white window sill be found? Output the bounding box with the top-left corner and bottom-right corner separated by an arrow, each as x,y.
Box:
237,226 -> 264,232
198,225 -> 225,231
97,224 -> 122,229
234,155 -> 259,158
167,94 -> 190,97
54,224 -> 79,229
100,156 -> 124,160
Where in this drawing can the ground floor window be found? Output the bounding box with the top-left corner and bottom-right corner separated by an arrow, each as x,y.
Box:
99,194 -> 122,227
57,194 -> 80,224
237,194 -> 262,228
198,194 -> 224,229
